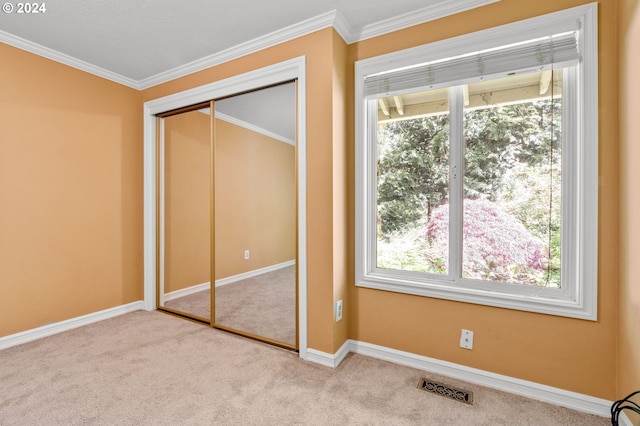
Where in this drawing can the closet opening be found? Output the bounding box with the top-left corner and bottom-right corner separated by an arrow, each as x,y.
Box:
143,56 -> 307,358
154,80 -> 299,351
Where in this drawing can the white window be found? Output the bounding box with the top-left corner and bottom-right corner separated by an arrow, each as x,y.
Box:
355,4 -> 598,320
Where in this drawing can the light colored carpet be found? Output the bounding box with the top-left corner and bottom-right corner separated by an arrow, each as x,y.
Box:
0,311 -> 608,425
164,266 -> 296,345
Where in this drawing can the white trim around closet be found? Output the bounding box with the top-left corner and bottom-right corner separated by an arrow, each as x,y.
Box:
142,56 -> 308,359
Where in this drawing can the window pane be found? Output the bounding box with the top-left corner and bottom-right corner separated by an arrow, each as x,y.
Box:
462,70 -> 562,287
375,88 -> 450,274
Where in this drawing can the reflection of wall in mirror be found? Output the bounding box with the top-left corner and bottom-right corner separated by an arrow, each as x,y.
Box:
164,111 -> 211,293
164,112 -> 296,293
215,119 -> 296,279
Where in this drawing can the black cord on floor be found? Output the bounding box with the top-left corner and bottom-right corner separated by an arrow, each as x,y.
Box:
611,390 -> 640,425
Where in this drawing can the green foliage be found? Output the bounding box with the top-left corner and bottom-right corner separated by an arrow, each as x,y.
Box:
376,223 -> 434,273
497,163 -> 562,282
377,115 -> 449,235
376,98 -> 562,286
377,100 -> 561,237
464,101 -> 561,199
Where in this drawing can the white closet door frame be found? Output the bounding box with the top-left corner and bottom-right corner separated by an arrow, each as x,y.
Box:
142,56 -> 308,359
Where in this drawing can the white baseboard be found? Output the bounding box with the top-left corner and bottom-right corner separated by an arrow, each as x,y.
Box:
1,301 -> 617,421
163,260 -> 296,302
164,282 -> 210,301
215,260 -> 295,287
620,411 -> 634,426
306,339 -> 612,418
0,301 -> 144,351
306,340 -> 350,368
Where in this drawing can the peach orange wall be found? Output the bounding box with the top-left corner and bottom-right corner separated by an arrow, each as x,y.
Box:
347,0 -> 618,399
2,0 -> 624,402
332,31 -> 350,349
215,119 -> 296,278
163,110 -> 211,293
0,43 -> 142,337
142,28 -> 340,353
618,0 -> 640,419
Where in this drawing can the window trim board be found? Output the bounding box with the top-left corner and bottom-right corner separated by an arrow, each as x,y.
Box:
354,3 -> 598,320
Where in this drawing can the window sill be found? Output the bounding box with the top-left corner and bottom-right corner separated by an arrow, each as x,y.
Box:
356,271 -> 597,321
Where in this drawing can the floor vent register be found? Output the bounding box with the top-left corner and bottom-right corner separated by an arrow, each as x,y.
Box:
417,377 -> 474,405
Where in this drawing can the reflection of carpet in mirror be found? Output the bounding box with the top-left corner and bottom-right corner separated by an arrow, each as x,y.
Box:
165,266 -> 296,346
164,288 -> 211,321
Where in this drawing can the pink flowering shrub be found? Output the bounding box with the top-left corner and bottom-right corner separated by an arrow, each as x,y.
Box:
426,199 -> 548,284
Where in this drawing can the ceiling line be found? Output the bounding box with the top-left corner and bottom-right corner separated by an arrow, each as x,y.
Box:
138,10 -> 338,90
0,29 -> 139,88
0,0 -> 500,91
351,0 -> 500,43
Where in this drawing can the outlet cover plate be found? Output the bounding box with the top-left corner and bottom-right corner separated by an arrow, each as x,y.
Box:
460,329 -> 474,349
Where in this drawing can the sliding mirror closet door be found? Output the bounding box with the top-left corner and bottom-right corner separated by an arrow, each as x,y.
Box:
213,82 -> 297,348
157,104 -> 213,323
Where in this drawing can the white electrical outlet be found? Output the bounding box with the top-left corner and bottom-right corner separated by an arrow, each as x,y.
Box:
335,300 -> 343,322
244,250 -> 250,260
460,329 -> 474,349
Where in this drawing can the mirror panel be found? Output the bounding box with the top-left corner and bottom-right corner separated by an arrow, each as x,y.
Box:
158,107 -> 212,322
155,82 -> 298,348
214,83 -> 297,347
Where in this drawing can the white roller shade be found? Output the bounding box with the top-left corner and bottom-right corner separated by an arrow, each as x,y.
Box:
365,31 -> 579,98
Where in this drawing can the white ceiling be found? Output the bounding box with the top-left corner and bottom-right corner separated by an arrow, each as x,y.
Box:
216,82 -> 297,143
0,0 -> 498,89
0,0 -> 498,142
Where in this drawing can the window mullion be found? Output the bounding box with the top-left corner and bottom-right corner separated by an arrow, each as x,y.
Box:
448,86 -> 465,282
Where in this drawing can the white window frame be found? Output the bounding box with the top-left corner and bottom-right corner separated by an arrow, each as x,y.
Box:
355,3 -> 598,320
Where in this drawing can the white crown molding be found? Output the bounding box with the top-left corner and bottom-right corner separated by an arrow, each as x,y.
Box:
305,339 -> 612,418
0,29 -> 139,89
199,108 -> 295,145
140,1 -> 501,87
137,10 -> 337,90
349,0 -> 501,43
215,112 -> 295,145
1,2 -> 501,90
0,301 -> 144,351
332,10 -> 354,44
